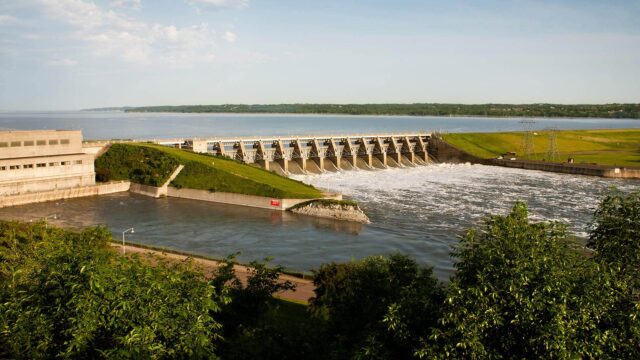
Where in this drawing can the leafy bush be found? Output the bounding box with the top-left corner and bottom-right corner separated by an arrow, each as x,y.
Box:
310,254 -> 444,359
95,143 -> 179,186
0,220 -> 227,359
588,189 -> 640,280
420,202 -> 640,359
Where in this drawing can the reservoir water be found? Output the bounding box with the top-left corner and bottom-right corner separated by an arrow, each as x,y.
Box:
0,164 -> 637,280
0,112 -> 638,279
1,111 -> 639,139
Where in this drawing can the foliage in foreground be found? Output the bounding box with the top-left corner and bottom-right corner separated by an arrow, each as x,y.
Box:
0,221 -> 226,359
310,254 -> 445,359
422,201 -> 639,359
1,190 -> 639,359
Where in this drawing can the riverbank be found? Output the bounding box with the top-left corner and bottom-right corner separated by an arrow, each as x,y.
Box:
111,241 -> 315,303
442,129 -> 640,167
432,129 -> 640,179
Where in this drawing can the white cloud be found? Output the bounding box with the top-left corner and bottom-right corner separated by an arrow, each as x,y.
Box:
186,0 -> 248,10
0,14 -> 19,26
223,30 -> 236,43
110,0 -> 142,10
39,0 -> 219,67
46,58 -> 78,66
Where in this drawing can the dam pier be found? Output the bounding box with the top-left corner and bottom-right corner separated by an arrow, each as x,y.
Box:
155,133 -> 433,174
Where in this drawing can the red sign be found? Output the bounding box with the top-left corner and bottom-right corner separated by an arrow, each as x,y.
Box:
270,200 -> 280,207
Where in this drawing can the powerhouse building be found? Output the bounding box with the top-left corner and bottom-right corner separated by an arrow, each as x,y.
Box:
0,130 -> 95,196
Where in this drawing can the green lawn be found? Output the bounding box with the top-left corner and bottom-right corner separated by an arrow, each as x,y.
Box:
128,143 -> 322,198
443,129 -> 640,167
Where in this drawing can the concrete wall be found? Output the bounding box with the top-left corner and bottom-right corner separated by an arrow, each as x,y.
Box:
129,165 -> 184,198
0,153 -> 96,195
0,130 -> 83,158
129,183 -> 164,198
167,188 -> 323,210
0,181 -> 130,208
493,159 -> 640,179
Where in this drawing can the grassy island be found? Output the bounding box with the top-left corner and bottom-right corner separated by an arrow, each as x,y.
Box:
443,129 -> 640,167
96,143 -> 322,199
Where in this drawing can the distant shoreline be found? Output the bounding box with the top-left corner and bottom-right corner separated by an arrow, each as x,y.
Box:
81,103 -> 640,120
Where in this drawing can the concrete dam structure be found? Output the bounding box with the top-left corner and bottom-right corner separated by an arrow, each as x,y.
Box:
156,133 -> 432,175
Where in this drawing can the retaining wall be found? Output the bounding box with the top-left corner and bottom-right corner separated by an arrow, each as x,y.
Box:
0,181 -> 131,208
492,159 -> 640,179
166,187 -> 317,210
129,164 -> 185,198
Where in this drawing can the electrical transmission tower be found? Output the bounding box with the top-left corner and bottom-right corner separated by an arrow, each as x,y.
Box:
519,119 -> 536,159
546,127 -> 559,162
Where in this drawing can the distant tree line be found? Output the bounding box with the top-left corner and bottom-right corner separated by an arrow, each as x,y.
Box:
1,190 -> 639,358
125,103 -> 640,118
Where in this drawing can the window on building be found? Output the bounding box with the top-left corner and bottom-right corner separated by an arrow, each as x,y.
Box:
0,142 -> 7,148
9,165 -> 20,170
24,141 -> 34,146
23,164 -> 34,169
74,160 -> 83,165
36,163 -> 46,168
37,140 -> 46,146
49,162 -> 58,167
49,140 -> 59,145
61,161 -> 70,166
61,139 -> 70,145
0,166 -> 6,171
10,141 -> 21,147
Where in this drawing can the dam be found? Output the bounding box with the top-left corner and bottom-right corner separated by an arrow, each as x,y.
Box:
154,133 -> 432,174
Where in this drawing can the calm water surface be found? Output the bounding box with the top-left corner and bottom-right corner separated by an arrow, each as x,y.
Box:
1,164 -> 637,280
0,111 -> 638,139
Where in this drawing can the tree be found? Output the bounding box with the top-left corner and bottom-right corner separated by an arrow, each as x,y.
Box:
310,254 -> 444,359
588,189 -> 640,282
0,221 -> 227,359
420,202 -> 640,359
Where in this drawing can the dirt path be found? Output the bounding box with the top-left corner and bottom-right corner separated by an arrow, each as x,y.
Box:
111,243 -> 315,303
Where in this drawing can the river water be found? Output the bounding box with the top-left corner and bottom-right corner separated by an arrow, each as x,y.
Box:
1,111 -> 639,139
0,112 -> 638,279
0,164 -> 637,280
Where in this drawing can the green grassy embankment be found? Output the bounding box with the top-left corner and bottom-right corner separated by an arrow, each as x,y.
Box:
95,144 -> 179,186
96,143 -> 323,199
443,129 -> 640,167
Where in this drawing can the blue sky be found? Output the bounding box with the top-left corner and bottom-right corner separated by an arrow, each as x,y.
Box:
0,0 -> 639,110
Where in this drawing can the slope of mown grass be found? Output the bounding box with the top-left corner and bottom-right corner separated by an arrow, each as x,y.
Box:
443,129 -> 640,167
133,144 -> 322,199
95,143 -> 179,186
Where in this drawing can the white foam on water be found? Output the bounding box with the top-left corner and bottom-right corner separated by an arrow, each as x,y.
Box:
292,164 -> 639,236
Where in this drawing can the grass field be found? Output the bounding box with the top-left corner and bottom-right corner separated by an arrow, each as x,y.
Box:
443,129 -> 640,167
99,143 -> 323,199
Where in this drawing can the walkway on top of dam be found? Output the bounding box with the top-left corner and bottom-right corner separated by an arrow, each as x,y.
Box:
153,133 -> 434,175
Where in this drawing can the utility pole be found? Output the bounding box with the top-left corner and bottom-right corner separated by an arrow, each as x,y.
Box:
519,119 -> 536,159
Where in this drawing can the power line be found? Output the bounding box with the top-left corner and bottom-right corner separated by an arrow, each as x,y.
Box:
546,127 -> 559,162
519,119 -> 536,159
